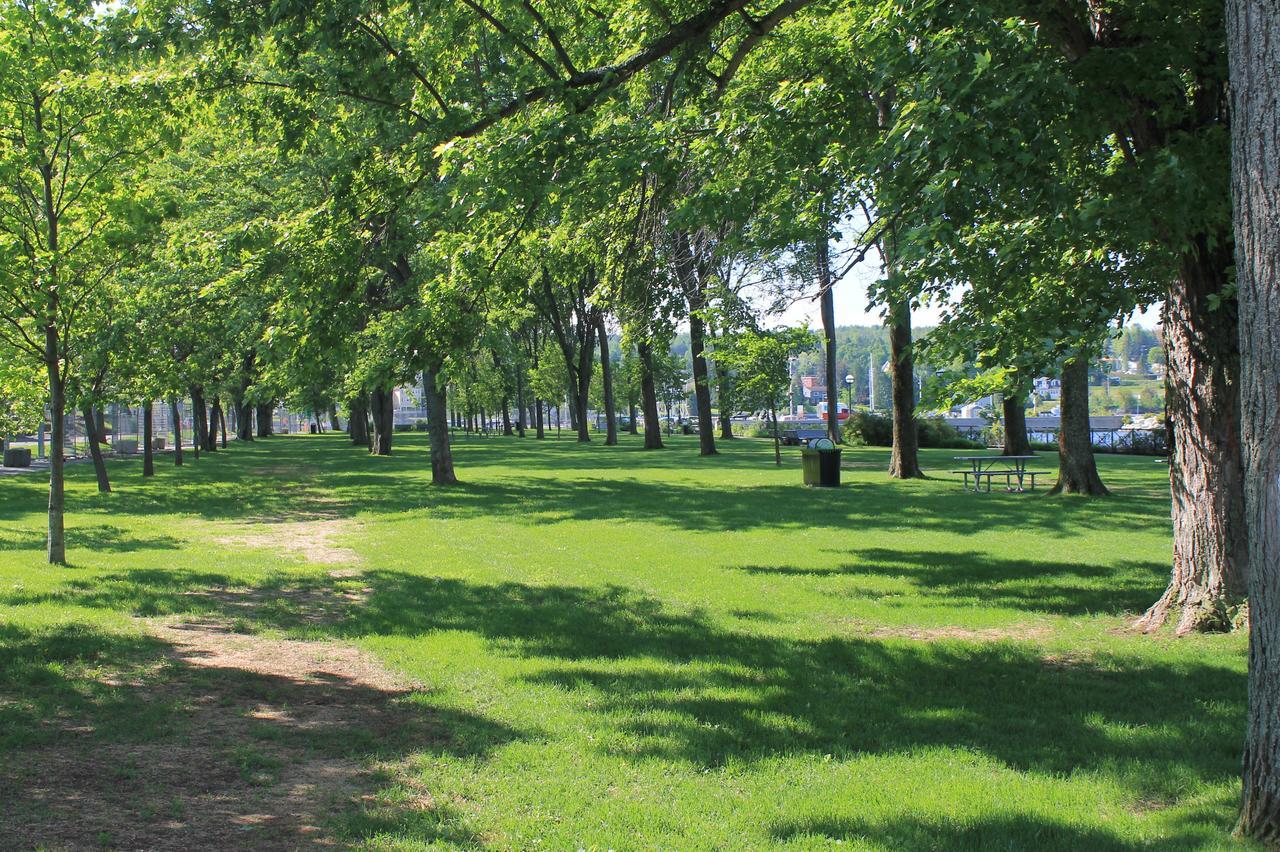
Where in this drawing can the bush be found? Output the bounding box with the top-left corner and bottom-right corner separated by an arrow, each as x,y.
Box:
843,412 -> 984,450
738,421 -> 773,438
842,411 -> 893,446
393,423 -> 414,433
413,419 -> 429,432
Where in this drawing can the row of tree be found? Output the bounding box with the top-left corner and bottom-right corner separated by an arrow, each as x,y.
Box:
0,0 -> 1277,836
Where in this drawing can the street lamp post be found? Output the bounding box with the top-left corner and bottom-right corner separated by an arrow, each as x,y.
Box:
844,374 -> 854,413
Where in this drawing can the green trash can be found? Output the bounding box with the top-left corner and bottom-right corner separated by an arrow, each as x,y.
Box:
801,438 -> 842,487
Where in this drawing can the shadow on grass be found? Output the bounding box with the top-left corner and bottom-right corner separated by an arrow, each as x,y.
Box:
733,548 -> 1168,616
0,434 -> 1170,545
770,813 -> 1202,851
0,620 -> 518,849
6,569 -> 1244,814
0,523 -> 183,555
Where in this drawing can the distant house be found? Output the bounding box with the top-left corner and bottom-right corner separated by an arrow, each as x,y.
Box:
799,376 -> 827,402
1033,377 -> 1062,401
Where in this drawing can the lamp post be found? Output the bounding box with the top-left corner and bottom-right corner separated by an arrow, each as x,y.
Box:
844,374 -> 854,413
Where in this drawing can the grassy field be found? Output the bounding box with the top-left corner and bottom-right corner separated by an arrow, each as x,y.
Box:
0,432 -> 1251,850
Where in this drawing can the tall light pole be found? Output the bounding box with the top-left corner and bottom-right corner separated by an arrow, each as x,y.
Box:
845,374 -> 854,412
868,356 -> 876,412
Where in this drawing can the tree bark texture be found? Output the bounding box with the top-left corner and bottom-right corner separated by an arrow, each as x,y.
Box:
206,397 -> 222,452
672,232 -> 717,455
638,340 -> 664,449
81,401 -> 110,494
424,362 -> 458,484
348,397 -> 370,447
142,401 -> 154,477
817,237 -> 840,446
1137,242 -> 1248,634
191,386 -> 210,456
46,349 -> 66,564
236,398 -> 253,442
369,388 -> 393,455
887,299 -> 923,478
515,373 -> 527,437
1049,354 -> 1109,497
1229,0 -> 1280,837
1003,393 -> 1032,457
255,403 -> 273,438
169,397 -> 184,466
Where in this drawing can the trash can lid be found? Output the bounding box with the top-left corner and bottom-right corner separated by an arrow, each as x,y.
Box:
811,437 -> 836,451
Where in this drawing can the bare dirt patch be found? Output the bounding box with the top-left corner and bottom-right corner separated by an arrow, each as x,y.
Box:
215,519 -> 362,565
153,620 -> 414,693
0,621 -> 434,851
868,623 -> 1050,642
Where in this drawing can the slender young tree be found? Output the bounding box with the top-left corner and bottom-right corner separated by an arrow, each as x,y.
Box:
0,2 -> 152,561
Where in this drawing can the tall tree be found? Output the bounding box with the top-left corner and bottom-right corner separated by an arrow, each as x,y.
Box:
0,1 -> 153,562
1228,0 -> 1280,838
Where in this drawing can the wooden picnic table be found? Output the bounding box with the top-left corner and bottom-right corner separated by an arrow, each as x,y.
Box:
952,455 -> 1043,492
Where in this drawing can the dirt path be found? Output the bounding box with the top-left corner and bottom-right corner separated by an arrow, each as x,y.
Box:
0,608 -> 433,850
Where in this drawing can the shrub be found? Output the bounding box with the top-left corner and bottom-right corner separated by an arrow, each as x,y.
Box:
413,419 -> 429,432
842,411 -> 892,446
393,423 -> 414,433
739,421 -> 773,438
843,412 -> 985,450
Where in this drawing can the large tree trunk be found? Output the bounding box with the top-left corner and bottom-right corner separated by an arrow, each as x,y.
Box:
1049,354 -> 1108,497
206,397 -> 222,452
348,397 -> 370,447
572,335 -> 593,443
369,388 -> 393,455
142,401 -> 154,477
673,232 -> 716,455
637,340 -> 664,450
81,401 -> 110,494
219,404 -> 228,448
329,404 -> 340,431
817,238 -> 840,446
424,362 -> 457,484
236,397 -> 253,442
190,386 -> 209,455
597,315 -> 618,446
688,311 -> 717,455
1228,1 -> 1280,838
887,299 -> 923,477
46,348 -> 66,564
1003,393 -> 1032,456
1136,241 -> 1248,634
255,402 -> 273,438
170,397 -> 184,466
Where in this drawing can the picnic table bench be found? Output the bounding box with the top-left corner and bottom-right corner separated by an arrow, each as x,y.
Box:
952,455 -> 1047,492
779,427 -> 829,446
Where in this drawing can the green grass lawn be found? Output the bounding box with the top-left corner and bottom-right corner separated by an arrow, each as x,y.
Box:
0,433 -> 1251,849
